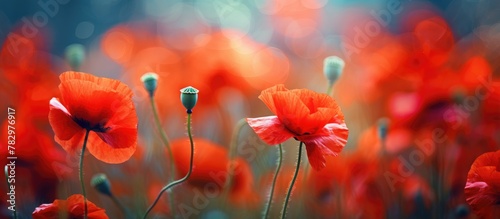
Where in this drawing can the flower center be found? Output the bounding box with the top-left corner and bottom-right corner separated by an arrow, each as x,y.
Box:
73,117 -> 110,133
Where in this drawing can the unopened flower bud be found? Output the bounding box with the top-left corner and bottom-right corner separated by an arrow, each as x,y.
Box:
323,56 -> 345,84
141,72 -> 159,97
91,173 -> 112,196
180,86 -> 199,114
65,44 -> 85,71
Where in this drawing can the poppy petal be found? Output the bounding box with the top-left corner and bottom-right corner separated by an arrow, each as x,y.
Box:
292,89 -> 345,124
246,116 -> 294,145
60,71 -> 133,97
303,142 -> 330,170
66,194 -> 109,219
258,84 -> 288,115
272,91 -> 322,135
86,132 -> 137,164
32,203 -> 61,219
95,96 -> 138,149
53,126 -> 86,154
48,98 -> 83,141
32,194 -> 109,219
291,89 -> 334,110
465,150 -> 500,217
298,123 -> 349,170
96,127 -> 137,149
59,80 -> 122,127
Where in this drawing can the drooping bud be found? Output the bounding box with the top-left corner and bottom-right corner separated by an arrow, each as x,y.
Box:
323,56 -> 345,84
141,72 -> 159,97
90,173 -> 112,196
65,44 -> 86,71
180,86 -> 199,114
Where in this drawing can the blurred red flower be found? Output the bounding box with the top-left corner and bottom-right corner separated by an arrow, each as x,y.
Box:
0,26 -> 72,211
482,82 -> 500,124
0,112 -> 69,202
48,71 -> 138,163
306,155 -> 347,217
32,194 -> 108,219
246,84 -> 349,170
0,26 -> 59,122
170,138 -> 259,207
465,150 -> 500,218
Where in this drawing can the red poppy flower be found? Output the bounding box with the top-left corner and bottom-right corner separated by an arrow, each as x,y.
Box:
246,84 -> 348,170
465,150 -> 500,218
170,138 -> 259,206
48,71 -> 138,163
32,194 -> 108,219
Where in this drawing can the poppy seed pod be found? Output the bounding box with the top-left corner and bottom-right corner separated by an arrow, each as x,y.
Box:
90,173 -> 112,196
141,72 -> 159,97
180,86 -> 199,114
323,56 -> 345,84
65,44 -> 86,71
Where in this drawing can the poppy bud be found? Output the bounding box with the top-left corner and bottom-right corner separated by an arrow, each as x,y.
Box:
65,44 -> 86,71
323,56 -> 345,84
141,72 -> 159,97
90,173 -> 112,196
377,117 -> 390,141
180,86 -> 199,114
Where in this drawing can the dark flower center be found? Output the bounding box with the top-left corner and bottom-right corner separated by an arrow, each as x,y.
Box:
73,117 -> 110,133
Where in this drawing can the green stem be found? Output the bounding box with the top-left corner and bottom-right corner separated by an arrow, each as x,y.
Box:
149,96 -> 175,215
110,194 -> 130,218
326,81 -> 333,96
150,96 -> 172,151
264,144 -> 283,219
224,118 -> 247,198
143,113 -> 195,219
5,166 -> 16,219
281,142 -> 304,219
80,129 -> 91,219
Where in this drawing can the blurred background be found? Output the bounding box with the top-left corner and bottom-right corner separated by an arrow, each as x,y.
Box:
1,0 -> 500,218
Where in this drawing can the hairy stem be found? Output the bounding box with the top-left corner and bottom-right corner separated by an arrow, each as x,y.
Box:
143,113 -> 195,219
281,142 -> 304,219
80,129 -> 91,219
264,144 -> 283,219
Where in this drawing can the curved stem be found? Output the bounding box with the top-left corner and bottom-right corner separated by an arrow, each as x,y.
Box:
264,144 -> 283,219
80,130 -> 91,219
224,118 -> 247,198
143,113 -> 195,219
149,96 -> 176,215
281,142 -> 303,219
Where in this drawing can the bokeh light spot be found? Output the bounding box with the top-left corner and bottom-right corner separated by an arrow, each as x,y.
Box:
75,21 -> 95,39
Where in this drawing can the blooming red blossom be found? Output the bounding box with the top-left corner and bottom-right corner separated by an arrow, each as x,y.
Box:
246,84 -> 348,170
32,194 -> 108,219
465,150 -> 500,218
48,71 -> 138,163
170,138 -> 259,207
